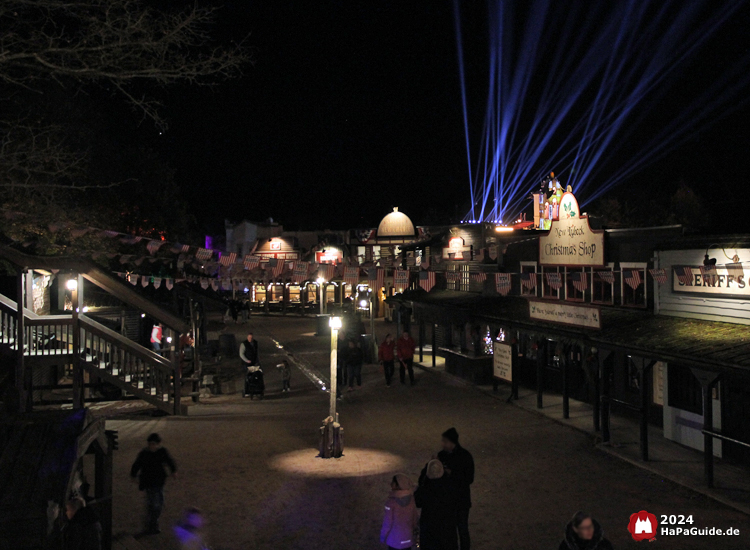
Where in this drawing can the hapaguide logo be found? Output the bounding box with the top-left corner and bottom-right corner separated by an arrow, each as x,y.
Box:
627,510 -> 658,541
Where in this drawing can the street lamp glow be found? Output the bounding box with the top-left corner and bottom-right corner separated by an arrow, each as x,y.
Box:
66,279 -> 78,291
329,316 -> 342,329
316,277 -> 325,284
359,299 -> 368,308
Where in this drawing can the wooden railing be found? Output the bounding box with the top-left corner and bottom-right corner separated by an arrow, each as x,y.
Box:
0,292 -> 181,414
78,314 -> 179,413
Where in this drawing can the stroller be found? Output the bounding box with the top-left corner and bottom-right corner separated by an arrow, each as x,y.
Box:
244,366 -> 265,399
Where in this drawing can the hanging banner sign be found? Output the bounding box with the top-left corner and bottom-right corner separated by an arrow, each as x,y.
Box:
528,299 -> 601,329
672,265 -> 749,297
493,342 -> 513,382
539,193 -> 604,266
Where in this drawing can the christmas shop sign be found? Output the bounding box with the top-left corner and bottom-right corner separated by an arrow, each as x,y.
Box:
539,193 -> 604,267
493,342 -> 513,382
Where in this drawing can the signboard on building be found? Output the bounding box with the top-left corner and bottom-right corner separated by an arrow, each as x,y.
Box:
653,362 -> 665,406
493,342 -> 513,382
539,193 -> 604,266
672,265 -> 749,297
528,299 -> 601,329
443,236 -> 471,260
316,247 -> 343,264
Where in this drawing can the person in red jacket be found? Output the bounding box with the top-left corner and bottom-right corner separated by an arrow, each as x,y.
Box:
396,331 -> 416,386
378,334 -> 396,387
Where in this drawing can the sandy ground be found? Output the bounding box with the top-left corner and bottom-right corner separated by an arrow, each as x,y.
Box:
106,315 -> 749,550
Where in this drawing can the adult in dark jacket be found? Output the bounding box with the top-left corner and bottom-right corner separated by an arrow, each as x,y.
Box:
239,333 -> 259,366
415,460 -> 458,550
130,433 -> 177,534
558,512 -> 614,550
437,427 -> 474,550
240,333 -> 263,397
345,339 -> 364,390
63,498 -> 102,550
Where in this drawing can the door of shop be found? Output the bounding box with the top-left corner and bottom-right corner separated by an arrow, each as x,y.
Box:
721,373 -> 750,465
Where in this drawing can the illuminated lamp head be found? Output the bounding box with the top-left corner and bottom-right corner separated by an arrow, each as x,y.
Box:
550,172 -> 554,178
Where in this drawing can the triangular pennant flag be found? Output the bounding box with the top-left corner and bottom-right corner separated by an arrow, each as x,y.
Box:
200,278 -> 209,290
141,275 -> 149,288
147,240 -> 165,255
210,279 -> 219,291
127,273 -> 138,285
165,278 -> 174,290
153,277 -> 162,289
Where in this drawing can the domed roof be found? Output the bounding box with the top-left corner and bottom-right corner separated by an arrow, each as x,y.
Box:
377,207 -> 415,237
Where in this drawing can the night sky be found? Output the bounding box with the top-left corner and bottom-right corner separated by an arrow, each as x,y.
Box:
151,1 -> 750,234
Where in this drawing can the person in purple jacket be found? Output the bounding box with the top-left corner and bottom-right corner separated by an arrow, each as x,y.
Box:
380,474 -> 419,550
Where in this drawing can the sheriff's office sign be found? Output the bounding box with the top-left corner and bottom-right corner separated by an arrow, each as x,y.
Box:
539,193 -> 604,267
673,265 -> 750,297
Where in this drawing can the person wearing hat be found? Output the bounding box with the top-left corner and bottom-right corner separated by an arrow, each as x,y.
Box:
380,474 -> 419,549
415,460 -> 458,550
130,433 -> 178,534
437,428 -> 474,550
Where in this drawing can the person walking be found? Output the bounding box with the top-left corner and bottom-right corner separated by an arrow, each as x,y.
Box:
345,339 -> 364,391
438,428 -> 474,550
276,360 -> 292,393
379,334 -> 396,387
240,333 -> 263,398
558,511 -> 614,550
415,460 -> 458,550
396,331 -> 416,386
150,323 -> 163,352
380,474 -> 419,550
62,498 -> 102,550
130,433 -> 178,535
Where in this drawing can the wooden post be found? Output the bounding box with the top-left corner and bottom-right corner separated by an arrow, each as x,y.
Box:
16,270 -> 28,412
639,359 -> 656,461
419,321 -> 424,363
562,345 -> 569,419
170,328 -> 182,415
72,275 -> 84,410
601,352 -> 612,444
432,324 -> 437,368
690,368 -> 720,488
536,338 -> 545,409
96,438 -> 114,550
25,271 -> 33,311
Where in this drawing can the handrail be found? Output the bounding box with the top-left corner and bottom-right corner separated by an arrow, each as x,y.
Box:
78,314 -> 173,372
0,291 -> 39,319
26,315 -> 73,326
702,429 -> 750,449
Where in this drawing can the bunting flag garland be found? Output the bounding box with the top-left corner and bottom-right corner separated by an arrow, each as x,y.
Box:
495,273 -> 511,295
221,279 -> 232,291
127,273 -> 138,285
419,270 -> 436,292
153,277 -> 162,289
70,227 -> 90,238
101,230 -> 119,238
147,240 -> 165,255
699,264 -> 716,278
219,252 -> 237,267
433,255 -> 442,265
166,278 -> 174,290
368,267 -> 384,290
546,272 -> 562,290
624,269 -> 642,290
421,255 -> 430,270
596,270 -> 615,284
649,268 -> 668,284
244,255 -> 260,270
141,275 -> 149,287
521,272 -> 537,290
293,261 -> 310,283
195,248 -> 213,261
319,263 -> 335,281
355,229 -> 375,243
675,266 -> 693,286
570,271 -> 588,293
344,266 -> 360,287
211,279 -> 219,291
133,257 -> 145,266
725,262 -> 744,279
121,235 -> 143,245
394,269 -> 410,288
119,255 -> 133,264
471,272 -> 487,283
170,243 -> 190,254
200,278 -> 209,290
287,261 -> 297,276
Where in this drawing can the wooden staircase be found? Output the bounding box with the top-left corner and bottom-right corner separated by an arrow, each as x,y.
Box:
0,290 -> 185,415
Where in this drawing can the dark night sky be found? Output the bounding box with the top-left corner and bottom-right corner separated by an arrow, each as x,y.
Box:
149,1 -> 750,234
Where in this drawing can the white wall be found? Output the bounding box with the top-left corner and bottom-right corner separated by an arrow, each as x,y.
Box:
662,364 -> 722,457
656,249 -> 750,325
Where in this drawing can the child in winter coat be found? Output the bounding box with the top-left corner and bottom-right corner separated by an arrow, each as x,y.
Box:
276,360 -> 292,392
380,474 -> 419,550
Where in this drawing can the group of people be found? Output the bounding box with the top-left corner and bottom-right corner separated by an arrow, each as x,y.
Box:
378,330 -> 416,387
225,297 -> 251,324
380,428 -> 474,550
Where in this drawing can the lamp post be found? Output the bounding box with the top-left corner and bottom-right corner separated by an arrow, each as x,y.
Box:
329,315 -> 341,419
318,315 -> 344,458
